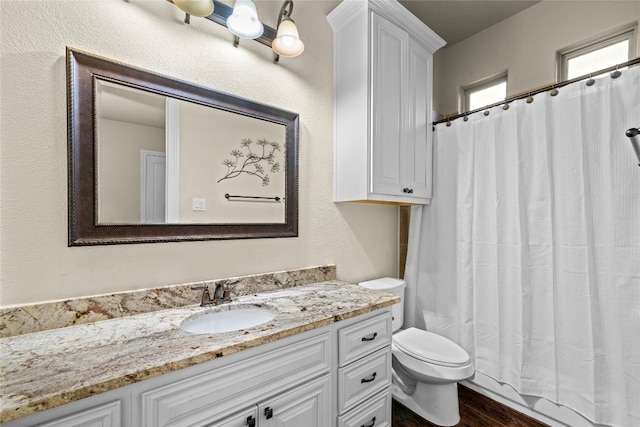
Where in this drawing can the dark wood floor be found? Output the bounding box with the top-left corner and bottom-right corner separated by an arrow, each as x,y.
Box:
392,385 -> 549,427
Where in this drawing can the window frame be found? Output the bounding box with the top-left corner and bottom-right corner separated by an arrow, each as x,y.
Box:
460,72 -> 508,113
557,25 -> 637,81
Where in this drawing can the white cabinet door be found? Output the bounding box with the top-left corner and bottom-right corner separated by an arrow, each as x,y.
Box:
370,11 -> 408,198
405,38 -> 433,199
259,375 -> 331,427
204,407 -> 258,427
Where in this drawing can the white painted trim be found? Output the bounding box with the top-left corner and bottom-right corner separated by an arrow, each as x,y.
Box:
165,98 -> 180,223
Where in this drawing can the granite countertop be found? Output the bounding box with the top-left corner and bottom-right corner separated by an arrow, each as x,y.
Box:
0,281 -> 399,423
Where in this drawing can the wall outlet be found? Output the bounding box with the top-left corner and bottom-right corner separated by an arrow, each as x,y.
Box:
192,198 -> 206,211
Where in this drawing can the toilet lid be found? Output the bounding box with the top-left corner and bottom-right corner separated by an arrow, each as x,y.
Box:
394,327 -> 470,367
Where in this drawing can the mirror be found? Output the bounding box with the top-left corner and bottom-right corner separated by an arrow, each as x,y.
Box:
67,47 -> 299,245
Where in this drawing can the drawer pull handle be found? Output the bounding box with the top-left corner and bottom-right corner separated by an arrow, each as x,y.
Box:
361,332 -> 378,342
361,372 -> 377,383
361,416 -> 376,427
247,415 -> 256,427
264,407 -> 273,419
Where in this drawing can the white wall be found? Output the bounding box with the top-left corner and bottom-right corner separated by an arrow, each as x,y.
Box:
433,0 -> 640,116
0,0 -> 399,306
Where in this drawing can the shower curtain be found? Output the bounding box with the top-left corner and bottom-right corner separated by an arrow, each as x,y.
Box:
405,66 -> 640,427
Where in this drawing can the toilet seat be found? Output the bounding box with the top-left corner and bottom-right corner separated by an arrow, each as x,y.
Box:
394,327 -> 470,367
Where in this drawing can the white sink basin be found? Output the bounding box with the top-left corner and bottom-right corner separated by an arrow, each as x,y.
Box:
180,307 -> 277,334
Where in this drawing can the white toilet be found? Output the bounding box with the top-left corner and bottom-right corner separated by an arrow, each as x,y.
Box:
359,278 -> 474,426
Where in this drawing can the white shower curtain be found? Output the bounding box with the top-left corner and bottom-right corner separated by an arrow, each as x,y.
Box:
405,66 -> 640,427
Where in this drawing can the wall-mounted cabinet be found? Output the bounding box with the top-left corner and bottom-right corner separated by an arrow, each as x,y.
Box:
328,0 -> 445,205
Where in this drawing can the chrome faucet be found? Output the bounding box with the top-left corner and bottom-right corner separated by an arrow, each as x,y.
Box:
191,280 -> 239,306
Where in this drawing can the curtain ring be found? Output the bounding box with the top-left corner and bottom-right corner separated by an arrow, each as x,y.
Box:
550,86 -> 559,96
586,74 -> 595,86
463,114 -> 469,122
502,98 -> 510,110
611,65 -> 622,79
483,110 -> 490,116
446,115 -> 452,127
526,93 -> 534,103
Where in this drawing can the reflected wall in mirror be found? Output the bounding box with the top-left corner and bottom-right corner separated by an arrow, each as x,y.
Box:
67,47 -> 299,245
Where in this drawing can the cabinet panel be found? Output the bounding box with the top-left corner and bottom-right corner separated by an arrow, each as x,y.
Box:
338,313 -> 391,366
140,333 -> 330,427
371,11 -> 407,197
338,389 -> 391,427
406,39 -> 433,199
260,375 -> 331,427
338,348 -> 391,413
33,401 -> 121,427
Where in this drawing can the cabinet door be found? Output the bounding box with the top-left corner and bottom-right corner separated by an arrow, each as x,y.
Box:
405,38 -> 433,199
370,11 -> 408,197
204,407 -> 258,427
259,375 -> 331,427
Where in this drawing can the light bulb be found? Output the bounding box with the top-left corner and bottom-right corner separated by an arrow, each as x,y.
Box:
227,0 -> 264,39
172,0 -> 214,17
272,18 -> 304,57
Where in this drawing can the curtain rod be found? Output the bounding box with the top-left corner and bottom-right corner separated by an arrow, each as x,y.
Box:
433,57 -> 640,126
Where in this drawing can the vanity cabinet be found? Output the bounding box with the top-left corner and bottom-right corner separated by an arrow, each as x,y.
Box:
328,0 -> 445,205
4,309 -> 393,427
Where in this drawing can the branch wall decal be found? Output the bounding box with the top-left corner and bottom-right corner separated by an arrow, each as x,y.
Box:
218,138 -> 282,186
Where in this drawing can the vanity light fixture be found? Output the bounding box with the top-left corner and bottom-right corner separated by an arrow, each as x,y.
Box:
167,0 -> 304,63
272,0 -> 304,61
172,0 -> 214,17
227,0 -> 264,40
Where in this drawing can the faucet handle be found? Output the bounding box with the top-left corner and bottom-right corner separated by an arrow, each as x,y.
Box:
221,280 -> 240,302
190,285 -> 213,306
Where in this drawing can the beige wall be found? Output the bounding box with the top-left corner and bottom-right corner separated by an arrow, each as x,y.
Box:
433,0 -> 640,116
98,119 -> 165,224
0,0 -> 399,306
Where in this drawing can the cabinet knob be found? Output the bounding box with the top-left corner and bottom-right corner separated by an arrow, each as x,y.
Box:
264,406 -> 273,419
361,416 -> 377,427
361,372 -> 377,383
246,415 -> 256,427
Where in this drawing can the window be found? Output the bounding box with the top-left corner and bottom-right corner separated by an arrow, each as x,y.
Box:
462,74 -> 507,112
559,26 -> 636,80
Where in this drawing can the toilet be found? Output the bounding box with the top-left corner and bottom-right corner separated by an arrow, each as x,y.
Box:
359,278 -> 474,426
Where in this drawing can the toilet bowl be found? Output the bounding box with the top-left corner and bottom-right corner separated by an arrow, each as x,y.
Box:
359,278 -> 474,427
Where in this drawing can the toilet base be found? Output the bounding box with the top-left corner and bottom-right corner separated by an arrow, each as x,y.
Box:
392,381 -> 461,426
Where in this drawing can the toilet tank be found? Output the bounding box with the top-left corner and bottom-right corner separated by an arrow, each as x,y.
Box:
359,277 -> 405,332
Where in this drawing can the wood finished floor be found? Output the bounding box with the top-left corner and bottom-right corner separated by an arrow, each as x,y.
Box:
392,385 -> 549,427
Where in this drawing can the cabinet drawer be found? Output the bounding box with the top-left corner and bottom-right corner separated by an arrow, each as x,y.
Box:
338,313 -> 391,366
338,389 -> 391,427
338,348 -> 391,414
140,333 -> 330,427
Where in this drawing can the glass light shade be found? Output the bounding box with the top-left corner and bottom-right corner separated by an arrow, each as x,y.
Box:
272,18 -> 304,57
173,0 -> 214,17
227,0 -> 264,39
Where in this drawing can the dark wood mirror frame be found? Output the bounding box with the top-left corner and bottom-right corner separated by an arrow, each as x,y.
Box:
67,47 -> 299,246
